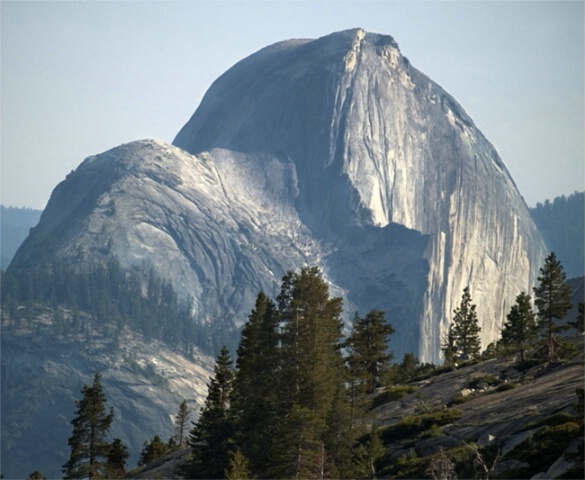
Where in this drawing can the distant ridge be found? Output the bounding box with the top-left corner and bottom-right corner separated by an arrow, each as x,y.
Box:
529,191 -> 584,278
1,205 -> 42,270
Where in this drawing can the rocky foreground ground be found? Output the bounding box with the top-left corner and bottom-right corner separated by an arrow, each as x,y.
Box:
132,336 -> 584,479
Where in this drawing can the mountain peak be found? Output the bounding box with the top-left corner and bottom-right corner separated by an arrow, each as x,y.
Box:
12,29 -> 546,363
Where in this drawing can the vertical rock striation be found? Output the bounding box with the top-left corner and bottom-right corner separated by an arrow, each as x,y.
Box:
173,28 -> 546,360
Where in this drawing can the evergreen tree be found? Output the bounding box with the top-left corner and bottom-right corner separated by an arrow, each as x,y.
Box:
138,435 -> 168,466
62,373 -> 114,480
345,310 -> 395,395
167,436 -> 178,452
186,346 -> 235,479
451,287 -> 482,359
352,424 -> 385,479
396,352 -> 420,384
533,252 -> 573,361
105,438 -> 129,478
500,292 -> 538,361
324,377 -> 356,478
231,292 -> 282,475
441,324 -> 457,365
270,404 -> 327,479
278,268 -> 344,414
174,399 -> 191,448
274,267 -> 352,477
27,472 -> 46,480
225,449 -> 251,480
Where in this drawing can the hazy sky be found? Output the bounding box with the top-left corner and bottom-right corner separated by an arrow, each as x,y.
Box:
1,1 -> 583,210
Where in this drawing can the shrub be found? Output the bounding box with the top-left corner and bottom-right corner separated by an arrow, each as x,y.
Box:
447,394 -> 470,406
515,358 -> 541,372
380,451 -> 429,479
466,374 -> 498,389
508,422 -> 582,475
521,413 -> 576,431
423,423 -> 443,438
371,385 -> 419,409
495,382 -> 518,392
410,364 -> 453,382
380,409 -> 464,443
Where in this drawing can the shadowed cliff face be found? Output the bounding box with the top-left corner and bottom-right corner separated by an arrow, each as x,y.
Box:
10,28 -> 546,361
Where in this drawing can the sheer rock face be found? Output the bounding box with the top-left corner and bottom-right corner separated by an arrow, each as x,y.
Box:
10,29 -> 546,361
174,28 -> 546,359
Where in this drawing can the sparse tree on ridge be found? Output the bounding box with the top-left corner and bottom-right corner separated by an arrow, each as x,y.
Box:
345,310 -> 395,395
451,287 -> 482,360
27,472 -> 46,480
533,252 -> 572,361
138,435 -> 168,467
441,324 -> 457,365
396,352 -> 420,383
174,399 -> 191,448
500,292 -> 538,361
105,438 -> 129,478
62,373 -> 114,480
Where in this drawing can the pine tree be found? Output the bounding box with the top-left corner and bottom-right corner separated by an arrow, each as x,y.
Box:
345,310 -> 395,395
167,436 -> 178,452
500,292 -> 538,361
186,346 -> 235,479
225,449 -> 251,480
138,435 -> 168,466
231,292 -> 282,475
451,287 -> 482,360
397,352 -> 420,384
533,252 -> 572,361
105,438 -> 128,478
62,373 -> 114,480
174,399 -> 191,448
352,423 -> 385,479
278,267 -> 345,410
441,324 -> 457,365
275,267 -> 349,477
270,404 -> 327,479
27,472 -> 46,480
324,377 -> 356,478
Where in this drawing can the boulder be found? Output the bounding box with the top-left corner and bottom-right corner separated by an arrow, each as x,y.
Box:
477,433 -> 496,447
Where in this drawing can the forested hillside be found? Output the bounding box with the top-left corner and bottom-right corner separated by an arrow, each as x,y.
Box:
530,191 -> 584,278
130,263 -> 584,480
0,260 -> 235,357
0,205 -> 42,269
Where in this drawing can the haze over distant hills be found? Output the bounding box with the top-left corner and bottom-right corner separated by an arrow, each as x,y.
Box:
529,191 -> 584,278
0,206 -> 42,270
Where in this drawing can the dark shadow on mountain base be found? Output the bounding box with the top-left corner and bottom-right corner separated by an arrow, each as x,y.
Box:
326,222 -> 429,359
